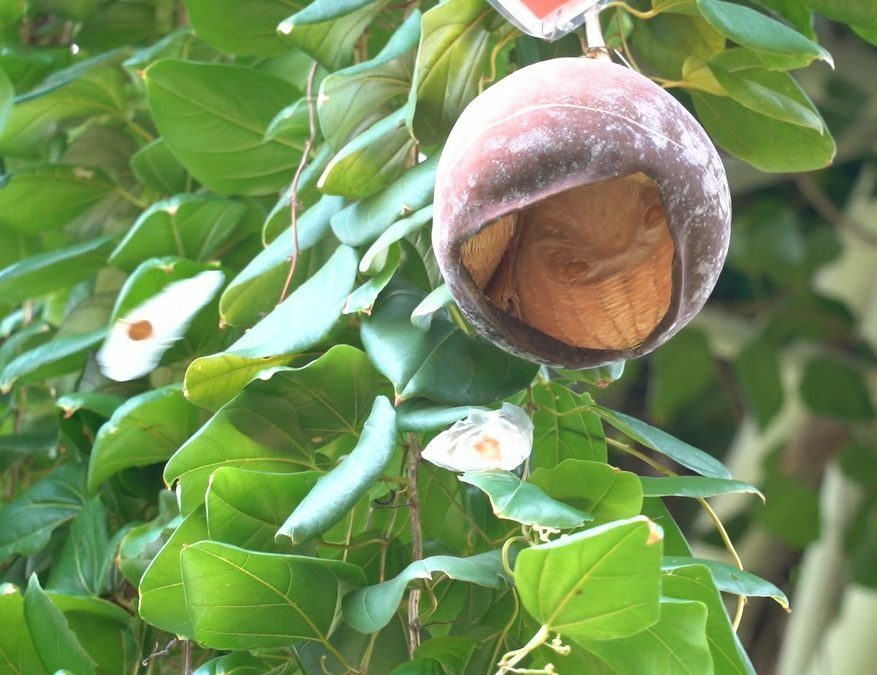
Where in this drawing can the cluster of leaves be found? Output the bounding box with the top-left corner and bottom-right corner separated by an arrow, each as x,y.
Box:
0,0 -> 869,673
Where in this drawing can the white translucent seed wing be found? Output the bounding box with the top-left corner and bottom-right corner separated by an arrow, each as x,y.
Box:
97,270 -> 225,381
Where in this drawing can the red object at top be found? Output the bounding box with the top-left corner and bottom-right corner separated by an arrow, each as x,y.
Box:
520,0 -> 571,19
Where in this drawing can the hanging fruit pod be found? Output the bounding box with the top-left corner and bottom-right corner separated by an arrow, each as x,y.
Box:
432,57 -> 732,369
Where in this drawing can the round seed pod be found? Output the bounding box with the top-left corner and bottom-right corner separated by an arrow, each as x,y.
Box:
432,57 -> 731,369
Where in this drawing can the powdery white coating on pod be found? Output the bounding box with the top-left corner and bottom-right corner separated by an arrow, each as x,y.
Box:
432,57 -> 732,369
97,270 -> 225,381
422,403 -> 534,472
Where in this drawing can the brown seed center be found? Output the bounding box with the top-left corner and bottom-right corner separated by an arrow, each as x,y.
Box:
473,436 -> 502,461
127,320 -> 154,341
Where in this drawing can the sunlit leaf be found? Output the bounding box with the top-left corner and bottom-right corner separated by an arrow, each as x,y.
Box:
0,329 -> 104,392
640,476 -> 764,500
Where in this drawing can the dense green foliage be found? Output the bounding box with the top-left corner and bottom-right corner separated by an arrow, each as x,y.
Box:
1,1 -> 875,673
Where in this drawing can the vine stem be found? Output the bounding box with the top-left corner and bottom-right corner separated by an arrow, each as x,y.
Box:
496,624 -> 550,674
604,436 -> 748,628
279,61 -> 319,303
584,5 -> 610,59
406,433 -> 424,657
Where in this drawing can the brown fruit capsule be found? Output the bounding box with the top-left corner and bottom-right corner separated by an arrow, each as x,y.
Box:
432,57 -> 731,369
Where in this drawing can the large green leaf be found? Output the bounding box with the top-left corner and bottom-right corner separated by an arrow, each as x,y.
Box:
220,194 -> 343,327
180,540 -> 367,649
459,470 -> 592,529
330,154 -> 437,246
661,564 -> 756,674
45,497 -> 111,596
0,236 -> 114,304
206,468 -> 320,552
345,242 -> 402,314
593,407 -> 732,479
631,13 -> 725,80
0,166 -> 116,233
663,557 -> 789,608
145,59 -> 304,195
408,0 -> 493,145
360,204 -> 432,274
278,1 -> 387,71
138,506 -> 208,637
692,90 -> 836,171
0,586 -> 48,675
361,284 -> 538,404
169,345 -> 386,513
530,384 -> 606,468
0,329 -> 104,392
514,517 -> 663,642
24,576 -> 97,675
87,385 -> 203,492
529,459 -> 643,524
640,476 -> 764,500
582,599 -> 712,675
129,138 -> 189,194
186,245 -> 358,407
109,195 -> 247,270
0,55 -> 128,157
696,0 -> 832,69
276,395 -> 397,544
185,0 -> 298,56
343,550 -> 507,634
0,462 -> 86,563
319,107 -> 417,199
317,10 -> 419,149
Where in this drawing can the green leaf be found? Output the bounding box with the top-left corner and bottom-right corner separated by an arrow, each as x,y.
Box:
344,243 -> 402,315
45,497 -> 111,596
288,0 -> 376,24
396,401 -> 485,432
87,385 -> 203,492
691,90 -> 836,171
206,468 -> 320,552
661,564 -> 756,674
319,107 -> 417,199
800,355 -> 874,419
0,329 -> 104,392
529,459 -> 643,524
170,345 -> 387,513
0,585 -> 48,675
183,353 -> 295,412
130,138 -> 189,194
663,557 -> 789,609
0,56 -> 128,157
631,13 -> 725,80
180,540 -> 367,649
361,283 -> 538,404
360,204 -> 432,274
640,476 -> 764,500
221,194 -> 343,327
806,0 -> 877,29
459,470 -> 592,529
276,395 -> 397,544
262,151 -> 338,242
117,491 -> 180,586
138,506 -> 208,637
343,550 -> 507,633
185,0 -> 296,56
24,576 -> 97,675
187,245 -> 359,407
145,59 -> 304,195
317,10 -> 419,149
733,336 -> 784,428
531,384 -> 607,468
0,462 -> 86,563
410,283 -> 454,331
706,61 -> 825,131
514,517 -> 663,642
278,1 -> 387,71
593,407 -> 731,479
109,195 -> 246,271
0,166 -> 116,233
582,599 -> 712,675
696,0 -> 833,69
330,154 -> 437,246
0,66 -> 12,136
408,0 -> 493,145
0,236 -> 114,305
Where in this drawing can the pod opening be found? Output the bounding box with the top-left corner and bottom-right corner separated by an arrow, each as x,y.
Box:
460,172 -> 676,351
